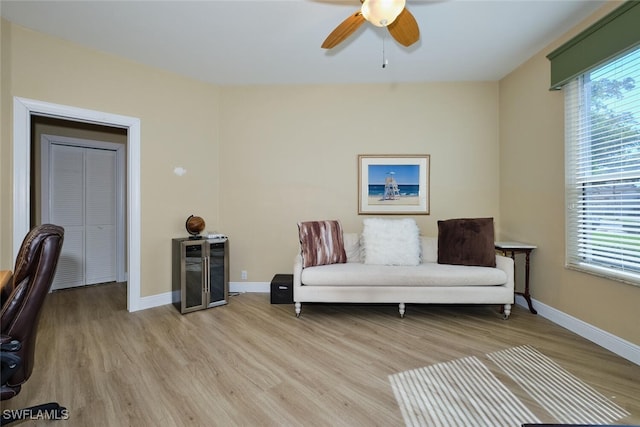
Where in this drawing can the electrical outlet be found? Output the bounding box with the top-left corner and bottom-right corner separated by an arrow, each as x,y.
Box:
241,270 -> 247,280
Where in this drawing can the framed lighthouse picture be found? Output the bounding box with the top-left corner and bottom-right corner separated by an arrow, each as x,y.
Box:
358,154 -> 430,215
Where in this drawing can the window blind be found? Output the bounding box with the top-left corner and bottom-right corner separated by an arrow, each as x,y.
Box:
565,47 -> 640,284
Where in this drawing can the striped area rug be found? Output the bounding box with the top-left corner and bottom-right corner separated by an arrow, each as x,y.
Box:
488,345 -> 630,425
389,355 -> 540,427
390,345 -> 629,427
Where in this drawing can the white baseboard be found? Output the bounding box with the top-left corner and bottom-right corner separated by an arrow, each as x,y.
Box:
137,283 -> 269,309
137,286 -> 638,366
515,295 -> 640,366
229,281 -> 270,293
139,291 -> 174,310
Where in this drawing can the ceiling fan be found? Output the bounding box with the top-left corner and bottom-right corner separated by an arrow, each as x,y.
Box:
321,0 -> 420,49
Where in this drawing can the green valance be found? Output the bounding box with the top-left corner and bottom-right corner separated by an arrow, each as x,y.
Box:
546,1 -> 640,90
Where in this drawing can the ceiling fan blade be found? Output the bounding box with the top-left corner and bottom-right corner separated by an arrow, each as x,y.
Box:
321,12 -> 367,49
387,8 -> 420,47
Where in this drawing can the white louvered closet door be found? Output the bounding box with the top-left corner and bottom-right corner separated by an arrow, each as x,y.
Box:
49,144 -> 117,290
85,148 -> 117,284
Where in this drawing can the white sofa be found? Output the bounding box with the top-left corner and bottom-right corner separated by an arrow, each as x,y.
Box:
293,232 -> 515,319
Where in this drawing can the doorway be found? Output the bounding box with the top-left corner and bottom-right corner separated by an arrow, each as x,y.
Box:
40,132 -> 126,290
12,97 -> 142,312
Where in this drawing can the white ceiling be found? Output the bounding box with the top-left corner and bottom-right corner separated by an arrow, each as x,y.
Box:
0,0 -> 607,86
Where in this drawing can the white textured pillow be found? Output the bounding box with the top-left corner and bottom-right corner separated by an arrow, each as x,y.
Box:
361,218 -> 421,266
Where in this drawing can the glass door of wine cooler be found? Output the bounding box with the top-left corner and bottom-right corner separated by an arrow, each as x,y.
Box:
207,241 -> 228,307
183,243 -> 206,312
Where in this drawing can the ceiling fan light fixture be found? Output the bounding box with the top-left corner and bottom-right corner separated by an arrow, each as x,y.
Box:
361,0 -> 406,27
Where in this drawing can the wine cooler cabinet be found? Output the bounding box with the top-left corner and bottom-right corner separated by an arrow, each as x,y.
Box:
172,237 -> 229,314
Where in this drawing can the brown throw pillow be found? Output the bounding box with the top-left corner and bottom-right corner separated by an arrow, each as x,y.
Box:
437,217 -> 496,267
298,220 -> 347,268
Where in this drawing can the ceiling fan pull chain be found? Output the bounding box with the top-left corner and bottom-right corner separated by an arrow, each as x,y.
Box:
382,32 -> 388,68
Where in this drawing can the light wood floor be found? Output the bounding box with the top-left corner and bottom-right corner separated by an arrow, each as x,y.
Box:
3,282 -> 639,426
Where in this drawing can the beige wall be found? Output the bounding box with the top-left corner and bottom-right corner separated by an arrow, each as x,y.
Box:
219,83 -> 500,282
499,1 -> 639,345
0,21 -> 221,297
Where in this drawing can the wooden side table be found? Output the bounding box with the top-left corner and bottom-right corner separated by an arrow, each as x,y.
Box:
495,242 -> 537,314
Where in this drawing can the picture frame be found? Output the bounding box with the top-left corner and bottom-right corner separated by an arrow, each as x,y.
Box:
358,154 -> 430,215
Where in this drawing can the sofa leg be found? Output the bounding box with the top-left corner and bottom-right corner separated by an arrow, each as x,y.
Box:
295,302 -> 301,318
399,303 -> 405,318
502,303 -> 511,320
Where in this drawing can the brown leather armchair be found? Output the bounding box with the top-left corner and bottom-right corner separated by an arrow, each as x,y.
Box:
1,224 -> 66,425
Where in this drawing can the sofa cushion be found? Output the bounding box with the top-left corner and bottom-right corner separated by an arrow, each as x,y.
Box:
300,262 -> 507,287
343,233 -> 362,263
298,220 -> 347,268
437,217 -> 496,267
421,236 -> 438,263
361,218 -> 421,266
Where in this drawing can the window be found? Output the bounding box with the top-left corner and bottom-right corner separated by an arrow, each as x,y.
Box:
564,46 -> 640,285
